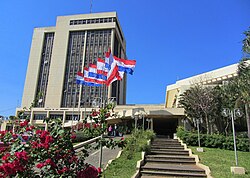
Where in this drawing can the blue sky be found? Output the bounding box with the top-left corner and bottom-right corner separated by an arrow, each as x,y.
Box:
0,0 -> 250,116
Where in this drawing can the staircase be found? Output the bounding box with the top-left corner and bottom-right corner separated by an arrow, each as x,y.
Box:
140,137 -> 207,178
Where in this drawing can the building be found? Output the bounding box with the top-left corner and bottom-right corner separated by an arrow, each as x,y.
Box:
15,12 -> 127,127
165,62 -> 240,108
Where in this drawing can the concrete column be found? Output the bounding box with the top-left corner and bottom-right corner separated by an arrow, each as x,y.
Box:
30,109 -> 34,125
1,122 -> 7,131
62,111 -> 66,127
45,111 -> 50,131
151,118 -> 154,130
80,111 -> 83,121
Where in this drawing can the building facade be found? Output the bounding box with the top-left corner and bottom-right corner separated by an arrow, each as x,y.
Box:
165,62 -> 240,108
16,12 -> 127,126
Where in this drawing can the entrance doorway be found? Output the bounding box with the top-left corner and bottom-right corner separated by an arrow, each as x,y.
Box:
153,118 -> 178,138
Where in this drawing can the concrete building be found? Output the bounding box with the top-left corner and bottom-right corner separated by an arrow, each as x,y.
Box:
165,62 -> 240,108
15,12 -> 127,126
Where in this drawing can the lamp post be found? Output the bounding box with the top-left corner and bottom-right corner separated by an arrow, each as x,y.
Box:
222,108 -> 245,174
222,108 -> 242,166
133,111 -> 142,130
193,118 -> 203,152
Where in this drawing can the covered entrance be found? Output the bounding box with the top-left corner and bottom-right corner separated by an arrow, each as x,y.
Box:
153,117 -> 179,138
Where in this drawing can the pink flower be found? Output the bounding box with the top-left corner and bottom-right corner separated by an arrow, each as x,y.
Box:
97,167 -> 102,173
45,135 -> 53,144
14,151 -> 29,162
2,153 -> 11,162
1,162 -> 16,175
31,141 -> 38,148
71,134 -> 76,140
84,123 -> 90,128
22,136 -> 29,141
12,134 -> 18,139
36,162 -> 45,169
58,167 -> 69,174
36,130 -> 42,135
25,126 -> 34,131
20,120 -> 29,127
45,158 -> 56,168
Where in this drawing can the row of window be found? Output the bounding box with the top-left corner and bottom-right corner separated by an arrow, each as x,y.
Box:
35,33 -> 55,108
69,17 -> 115,25
33,114 -> 90,120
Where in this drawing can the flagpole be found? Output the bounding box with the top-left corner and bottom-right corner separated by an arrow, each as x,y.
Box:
84,86 -> 87,122
81,31 -> 88,126
77,84 -> 81,130
71,86 -> 77,131
90,0 -> 93,13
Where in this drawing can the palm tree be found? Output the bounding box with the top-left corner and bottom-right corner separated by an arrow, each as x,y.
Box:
238,27 -> 250,150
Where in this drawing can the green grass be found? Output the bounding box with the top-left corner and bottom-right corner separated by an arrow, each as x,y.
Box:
102,151 -> 141,178
103,130 -> 155,178
190,146 -> 250,178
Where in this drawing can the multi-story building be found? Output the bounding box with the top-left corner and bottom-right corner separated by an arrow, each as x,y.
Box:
15,12 -> 127,126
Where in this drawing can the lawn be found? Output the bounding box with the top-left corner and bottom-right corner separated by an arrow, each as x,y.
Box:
190,146 -> 250,178
102,130 -> 155,178
102,151 -> 141,178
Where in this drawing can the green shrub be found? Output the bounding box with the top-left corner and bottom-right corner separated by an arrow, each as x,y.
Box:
124,129 -> 155,159
176,126 -> 249,152
73,131 -> 91,143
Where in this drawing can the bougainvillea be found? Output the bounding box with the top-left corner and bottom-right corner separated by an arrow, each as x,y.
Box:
0,103 -> 126,177
0,118 -> 99,178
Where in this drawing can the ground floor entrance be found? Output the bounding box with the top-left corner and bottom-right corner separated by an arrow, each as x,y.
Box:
153,118 -> 179,138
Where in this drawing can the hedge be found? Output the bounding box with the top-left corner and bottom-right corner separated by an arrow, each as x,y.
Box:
176,127 -> 249,152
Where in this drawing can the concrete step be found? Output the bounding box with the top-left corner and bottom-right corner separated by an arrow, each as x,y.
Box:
151,143 -> 182,147
151,146 -> 184,149
141,170 -> 207,178
151,147 -> 187,152
153,139 -> 179,142
150,150 -> 189,156
145,158 -> 196,164
146,155 -> 195,161
141,163 -> 205,174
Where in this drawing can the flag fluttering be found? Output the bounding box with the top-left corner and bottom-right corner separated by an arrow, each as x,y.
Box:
76,49 -> 136,86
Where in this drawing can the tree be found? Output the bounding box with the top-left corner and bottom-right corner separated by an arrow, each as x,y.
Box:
237,27 -> 250,150
179,84 -> 218,134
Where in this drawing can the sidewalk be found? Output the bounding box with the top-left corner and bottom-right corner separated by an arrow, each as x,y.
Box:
84,136 -> 124,169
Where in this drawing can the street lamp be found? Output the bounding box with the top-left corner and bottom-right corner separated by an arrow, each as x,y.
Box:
92,97 -> 102,108
222,108 -> 242,166
132,111 -> 143,130
222,108 -> 245,174
193,118 -> 203,152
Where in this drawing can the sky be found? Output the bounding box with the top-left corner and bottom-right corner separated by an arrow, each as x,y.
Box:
0,0 -> 250,116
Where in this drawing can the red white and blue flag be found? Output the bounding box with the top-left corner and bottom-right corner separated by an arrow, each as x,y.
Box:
76,71 -> 101,86
76,49 -> 136,86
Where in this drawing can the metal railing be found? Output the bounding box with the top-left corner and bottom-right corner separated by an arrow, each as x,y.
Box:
73,135 -> 101,152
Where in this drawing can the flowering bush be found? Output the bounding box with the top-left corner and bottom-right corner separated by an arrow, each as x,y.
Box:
0,103 -> 126,177
0,118 -> 99,178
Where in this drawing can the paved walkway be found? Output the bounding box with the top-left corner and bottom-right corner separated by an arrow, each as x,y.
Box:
85,146 -> 121,169
84,136 -> 123,169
